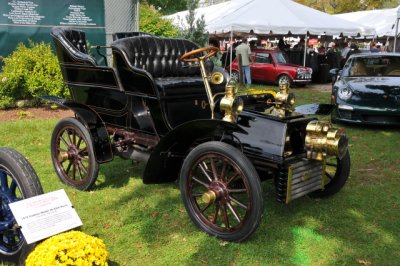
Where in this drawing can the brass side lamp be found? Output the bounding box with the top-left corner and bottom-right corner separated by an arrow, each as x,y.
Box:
220,81 -> 244,123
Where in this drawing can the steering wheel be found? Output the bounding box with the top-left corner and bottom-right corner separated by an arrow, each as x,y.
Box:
180,46 -> 219,62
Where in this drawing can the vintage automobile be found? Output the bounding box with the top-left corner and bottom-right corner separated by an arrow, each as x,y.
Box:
331,53 -> 400,125
0,148 -> 43,264
228,49 -> 312,87
45,28 -> 350,242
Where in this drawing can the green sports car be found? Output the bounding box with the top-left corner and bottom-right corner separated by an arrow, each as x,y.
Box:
331,53 -> 400,125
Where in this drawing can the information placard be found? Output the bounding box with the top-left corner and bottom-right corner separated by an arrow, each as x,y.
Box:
9,189 -> 83,244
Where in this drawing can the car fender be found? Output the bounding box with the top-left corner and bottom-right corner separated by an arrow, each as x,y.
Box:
40,96 -> 113,163
278,71 -> 295,80
143,119 -> 246,184
294,103 -> 335,115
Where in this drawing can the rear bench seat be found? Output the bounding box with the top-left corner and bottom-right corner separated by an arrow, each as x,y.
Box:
111,36 -> 222,98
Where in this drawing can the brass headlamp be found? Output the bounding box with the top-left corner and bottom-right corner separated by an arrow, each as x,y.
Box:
210,72 -> 224,85
220,81 -> 244,123
263,80 -> 295,118
305,120 -> 348,160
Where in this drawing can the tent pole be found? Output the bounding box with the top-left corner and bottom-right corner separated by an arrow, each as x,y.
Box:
303,33 -> 307,66
229,27 -> 233,76
385,36 -> 390,52
394,18 -> 399,52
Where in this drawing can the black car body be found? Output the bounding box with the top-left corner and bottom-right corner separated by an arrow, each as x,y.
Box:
331,53 -> 400,125
46,28 -> 350,242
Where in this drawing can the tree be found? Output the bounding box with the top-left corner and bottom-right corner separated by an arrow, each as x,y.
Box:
295,0 -> 400,14
143,0 -> 187,15
140,3 -> 180,37
180,0 -> 208,46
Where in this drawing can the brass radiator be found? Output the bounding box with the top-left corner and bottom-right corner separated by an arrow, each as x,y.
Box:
275,159 -> 325,203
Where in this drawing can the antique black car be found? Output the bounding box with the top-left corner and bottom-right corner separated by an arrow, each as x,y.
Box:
45,28 -> 350,242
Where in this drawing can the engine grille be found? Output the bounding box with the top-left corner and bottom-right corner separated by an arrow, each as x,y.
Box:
275,159 -> 324,203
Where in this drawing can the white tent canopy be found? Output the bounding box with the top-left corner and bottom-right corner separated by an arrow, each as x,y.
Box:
166,0 -> 376,37
165,1 -> 236,29
335,6 -> 400,37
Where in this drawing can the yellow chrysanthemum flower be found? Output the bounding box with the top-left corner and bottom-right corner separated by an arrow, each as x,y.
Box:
25,231 -> 108,266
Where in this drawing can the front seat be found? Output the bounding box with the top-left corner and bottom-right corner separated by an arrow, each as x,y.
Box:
350,60 -> 367,76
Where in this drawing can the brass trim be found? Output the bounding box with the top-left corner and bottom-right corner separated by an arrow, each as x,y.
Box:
286,166 -> 293,204
58,152 -> 69,162
321,159 -> 326,190
199,60 -> 215,119
202,191 -> 217,204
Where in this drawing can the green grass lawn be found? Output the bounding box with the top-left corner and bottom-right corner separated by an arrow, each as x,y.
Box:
0,87 -> 399,265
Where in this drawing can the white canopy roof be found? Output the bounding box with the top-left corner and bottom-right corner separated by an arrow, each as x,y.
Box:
166,0 -> 376,37
165,0 -> 242,29
335,6 -> 400,37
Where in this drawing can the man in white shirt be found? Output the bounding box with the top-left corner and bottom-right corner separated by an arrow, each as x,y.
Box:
235,39 -> 252,86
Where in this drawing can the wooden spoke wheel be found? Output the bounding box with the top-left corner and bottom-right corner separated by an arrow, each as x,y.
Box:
180,141 -> 263,242
51,117 -> 99,191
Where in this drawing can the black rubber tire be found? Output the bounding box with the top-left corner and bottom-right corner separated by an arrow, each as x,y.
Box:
310,150 -> 350,198
277,74 -> 291,87
0,148 -> 43,265
179,141 -> 263,242
51,117 -> 99,191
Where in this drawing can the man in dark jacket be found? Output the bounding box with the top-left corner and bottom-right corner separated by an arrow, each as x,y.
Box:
326,42 -> 339,69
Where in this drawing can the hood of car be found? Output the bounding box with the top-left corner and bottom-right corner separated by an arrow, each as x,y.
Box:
279,63 -> 306,69
340,77 -> 400,108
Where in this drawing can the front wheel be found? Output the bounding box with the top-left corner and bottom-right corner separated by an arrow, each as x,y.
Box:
0,148 -> 43,264
310,150 -> 350,198
230,71 -> 239,83
180,141 -> 263,242
51,117 -> 99,191
277,74 -> 291,87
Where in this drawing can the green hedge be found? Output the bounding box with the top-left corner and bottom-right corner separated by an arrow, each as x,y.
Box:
0,41 -> 68,109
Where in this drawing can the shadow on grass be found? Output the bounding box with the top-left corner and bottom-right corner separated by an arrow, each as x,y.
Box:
114,178 -> 399,264
93,155 -> 399,265
95,158 -> 145,190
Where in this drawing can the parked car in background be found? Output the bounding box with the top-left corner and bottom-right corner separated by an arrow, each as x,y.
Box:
228,49 -> 312,87
331,53 -> 400,125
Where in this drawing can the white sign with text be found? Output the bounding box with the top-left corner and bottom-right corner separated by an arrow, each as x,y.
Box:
9,189 -> 82,244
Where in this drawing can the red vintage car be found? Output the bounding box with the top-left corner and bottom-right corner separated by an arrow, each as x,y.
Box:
228,49 -> 312,87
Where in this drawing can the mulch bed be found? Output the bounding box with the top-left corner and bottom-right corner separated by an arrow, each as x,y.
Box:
0,106 -> 73,121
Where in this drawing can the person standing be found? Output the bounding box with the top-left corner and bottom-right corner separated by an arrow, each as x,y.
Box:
326,42 -> 339,69
235,38 -> 252,86
370,42 -> 379,52
346,43 -> 361,61
340,42 -> 350,68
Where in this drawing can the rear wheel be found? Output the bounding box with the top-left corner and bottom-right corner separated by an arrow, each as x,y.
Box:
180,141 -> 263,242
310,150 -> 350,198
0,148 -> 43,264
51,117 -> 99,191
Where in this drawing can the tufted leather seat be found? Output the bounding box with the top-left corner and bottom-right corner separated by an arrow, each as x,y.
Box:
51,27 -> 97,66
112,31 -> 154,41
111,36 -> 217,97
51,27 -> 122,92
